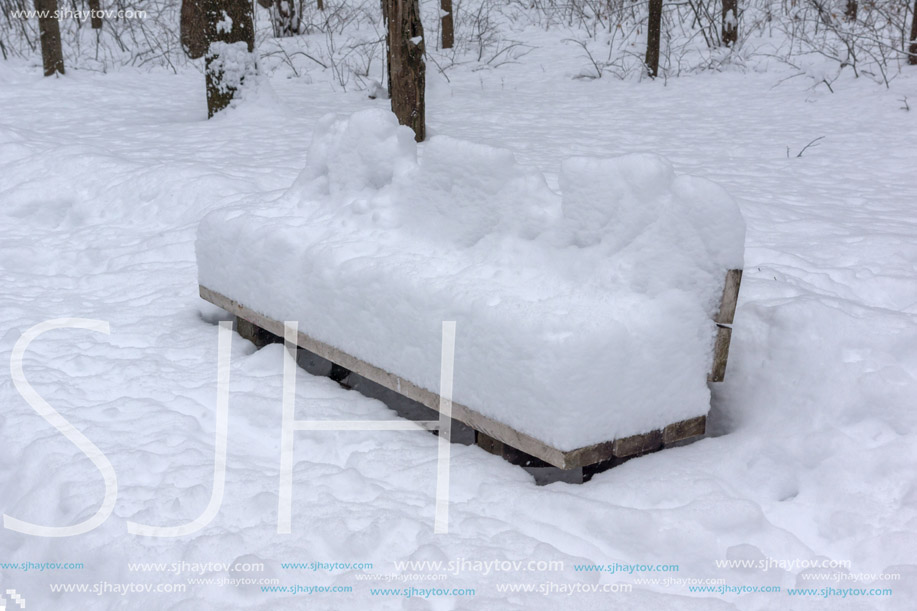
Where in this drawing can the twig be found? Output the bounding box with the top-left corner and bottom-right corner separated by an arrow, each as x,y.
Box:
793,136 -> 825,158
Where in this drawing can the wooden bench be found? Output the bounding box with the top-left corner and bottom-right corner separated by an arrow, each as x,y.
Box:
199,268 -> 742,484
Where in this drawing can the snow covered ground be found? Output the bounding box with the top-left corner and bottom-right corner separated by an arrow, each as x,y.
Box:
2,38 -> 917,611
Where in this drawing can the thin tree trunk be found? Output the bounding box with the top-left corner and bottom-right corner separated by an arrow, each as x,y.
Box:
645,0 -> 662,78
910,0 -> 917,66
388,0 -> 425,141
382,0 -> 392,98
205,0 -> 255,117
272,0 -> 297,37
722,0 -> 737,47
180,0 -> 256,117
317,0 -> 323,10
88,0 -> 102,29
440,0 -> 453,49
35,0 -> 64,76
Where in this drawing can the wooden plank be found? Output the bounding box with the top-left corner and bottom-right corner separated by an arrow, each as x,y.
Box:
709,325 -> 733,383
663,415 -> 706,445
708,268 -> 742,383
715,269 -> 743,325
561,440 -> 616,468
612,429 -> 663,458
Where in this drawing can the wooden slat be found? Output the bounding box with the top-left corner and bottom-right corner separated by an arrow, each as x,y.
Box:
612,429 -> 663,458
707,268 -> 742,383
708,325 -> 733,383
561,439 -> 617,469
663,415 -> 706,445
716,269 -> 743,325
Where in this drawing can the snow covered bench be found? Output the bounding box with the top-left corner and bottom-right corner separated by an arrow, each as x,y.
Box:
196,110 -> 745,482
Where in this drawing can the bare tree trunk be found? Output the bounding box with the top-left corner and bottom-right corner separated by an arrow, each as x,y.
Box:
387,0 -> 425,141
87,0 -> 103,29
381,0 -> 392,97
910,0 -> 917,66
722,0 -> 737,47
317,0 -> 323,9
645,0 -> 662,78
180,0 -> 256,118
844,0 -> 857,22
35,0 -> 64,76
272,0 -> 298,37
440,0 -> 453,49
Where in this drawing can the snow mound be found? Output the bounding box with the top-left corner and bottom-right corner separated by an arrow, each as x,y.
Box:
197,109 -> 745,450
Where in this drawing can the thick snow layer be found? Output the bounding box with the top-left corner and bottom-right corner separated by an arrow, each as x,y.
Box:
206,41 -> 259,100
196,109 -> 745,450
2,49 -> 917,611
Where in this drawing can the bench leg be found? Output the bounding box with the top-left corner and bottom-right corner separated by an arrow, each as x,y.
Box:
476,432 -> 585,485
235,316 -> 281,348
329,363 -> 352,385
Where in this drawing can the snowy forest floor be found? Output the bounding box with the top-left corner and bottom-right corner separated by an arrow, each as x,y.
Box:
1,51 -> 917,610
